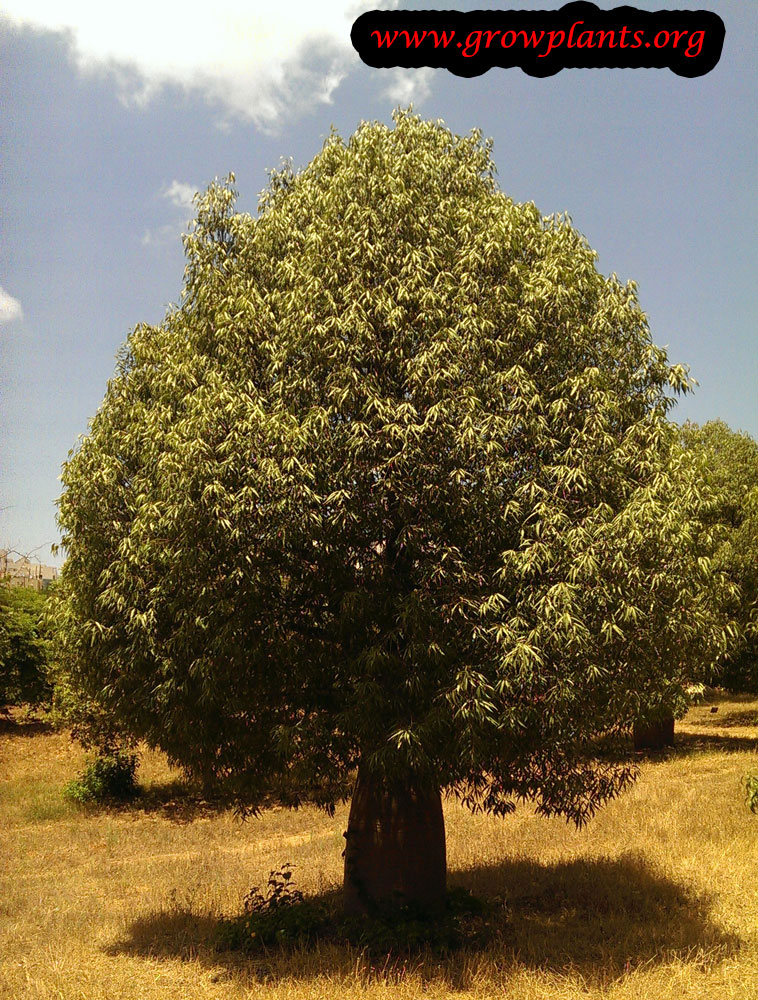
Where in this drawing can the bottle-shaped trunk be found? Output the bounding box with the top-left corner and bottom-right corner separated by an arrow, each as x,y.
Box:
633,713 -> 675,750
343,765 -> 446,917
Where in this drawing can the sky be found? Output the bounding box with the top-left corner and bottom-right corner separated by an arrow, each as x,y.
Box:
1,0 -> 755,566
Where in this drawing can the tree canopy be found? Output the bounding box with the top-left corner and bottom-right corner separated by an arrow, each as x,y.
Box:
54,111 -> 731,909
681,419 -> 758,692
0,583 -> 51,712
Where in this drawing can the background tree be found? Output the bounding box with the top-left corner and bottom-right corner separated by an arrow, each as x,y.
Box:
0,583 -> 51,713
681,419 -> 758,692
629,433 -> 739,750
54,111 -> 729,916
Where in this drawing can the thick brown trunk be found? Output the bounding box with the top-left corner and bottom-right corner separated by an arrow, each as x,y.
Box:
343,766 -> 446,917
633,712 -> 675,750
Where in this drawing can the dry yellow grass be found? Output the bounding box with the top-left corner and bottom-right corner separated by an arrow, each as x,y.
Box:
1,693 -> 757,1000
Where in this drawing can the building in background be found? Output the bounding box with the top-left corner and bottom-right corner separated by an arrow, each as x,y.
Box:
0,550 -> 58,592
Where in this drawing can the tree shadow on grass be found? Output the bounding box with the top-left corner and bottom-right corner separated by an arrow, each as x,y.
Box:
128,781 -> 233,824
112,780 -> 342,824
451,853 -> 740,981
671,730 -> 758,755
105,852 -> 741,989
688,707 -> 758,730
0,712 -> 53,737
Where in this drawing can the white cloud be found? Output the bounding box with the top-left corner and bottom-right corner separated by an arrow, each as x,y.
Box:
0,287 -> 23,324
140,223 -> 179,248
0,2 -> 415,131
381,67 -> 434,106
141,181 -> 199,247
163,180 -> 197,213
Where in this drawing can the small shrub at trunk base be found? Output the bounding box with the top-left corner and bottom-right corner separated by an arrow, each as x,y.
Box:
243,864 -> 304,912
745,773 -> 758,814
215,868 -> 499,956
63,751 -> 139,804
217,866 -> 330,950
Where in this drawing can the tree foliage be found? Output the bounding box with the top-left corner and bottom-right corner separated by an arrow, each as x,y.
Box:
681,419 -> 758,691
0,583 -> 51,711
54,111 -> 730,827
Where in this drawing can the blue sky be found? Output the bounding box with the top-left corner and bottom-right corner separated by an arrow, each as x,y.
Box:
1,0 -> 755,565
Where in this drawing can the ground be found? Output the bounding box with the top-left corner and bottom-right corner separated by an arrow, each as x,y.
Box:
1,693 -> 757,1000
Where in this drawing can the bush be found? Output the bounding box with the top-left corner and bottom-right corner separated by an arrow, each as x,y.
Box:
745,773 -> 758,814
217,865 -> 330,950
63,750 -> 139,804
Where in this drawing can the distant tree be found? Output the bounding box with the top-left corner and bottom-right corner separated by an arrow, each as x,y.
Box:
53,111 -> 731,915
0,584 -> 51,711
625,434 -> 738,750
682,419 -> 758,692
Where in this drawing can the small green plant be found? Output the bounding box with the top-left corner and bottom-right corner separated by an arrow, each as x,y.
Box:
243,863 -> 304,912
745,772 -> 758,814
63,750 -> 139,804
217,865 -> 330,951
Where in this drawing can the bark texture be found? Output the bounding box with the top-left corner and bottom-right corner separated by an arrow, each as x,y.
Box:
633,713 -> 675,750
343,767 -> 446,917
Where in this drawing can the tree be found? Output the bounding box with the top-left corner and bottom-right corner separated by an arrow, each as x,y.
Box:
54,111 -> 729,916
0,583 -> 51,712
613,431 -> 737,751
681,420 -> 758,692
627,430 -> 741,751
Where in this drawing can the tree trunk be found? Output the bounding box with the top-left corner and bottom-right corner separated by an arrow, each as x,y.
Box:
343,766 -> 446,917
633,712 -> 675,750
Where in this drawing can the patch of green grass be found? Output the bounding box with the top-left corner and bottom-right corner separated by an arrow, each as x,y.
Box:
0,777 -> 78,824
24,792 -> 79,823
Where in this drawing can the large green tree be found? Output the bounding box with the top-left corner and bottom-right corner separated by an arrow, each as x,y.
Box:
54,112 -> 729,915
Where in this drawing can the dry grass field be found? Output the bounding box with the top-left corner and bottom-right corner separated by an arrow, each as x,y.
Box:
2,692 -> 757,1000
